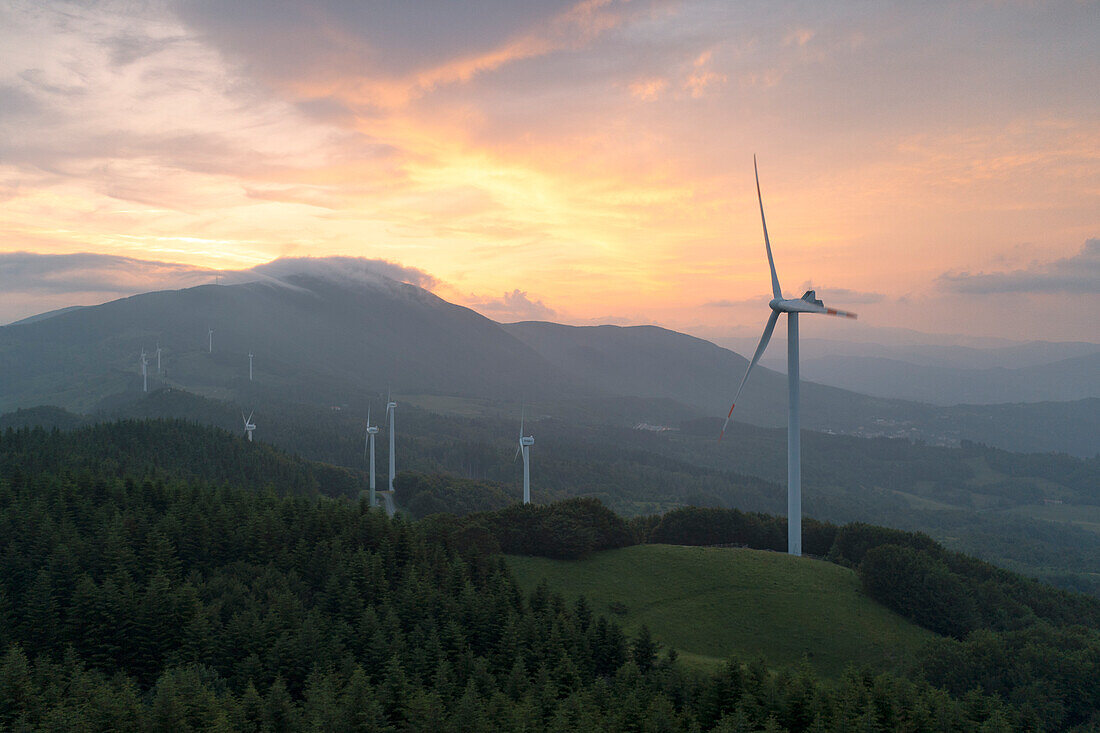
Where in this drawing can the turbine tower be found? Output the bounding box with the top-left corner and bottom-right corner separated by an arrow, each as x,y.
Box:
248,352 -> 254,381
155,344 -> 162,373
140,349 -> 148,393
208,328 -> 214,353
365,406 -> 379,507
242,411 -> 256,442
386,396 -> 397,492
513,408 -> 535,504
720,157 -> 857,556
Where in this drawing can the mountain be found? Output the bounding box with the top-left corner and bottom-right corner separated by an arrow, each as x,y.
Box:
0,273 -> 575,413
1,265 -> 1095,455
500,321 -> 917,433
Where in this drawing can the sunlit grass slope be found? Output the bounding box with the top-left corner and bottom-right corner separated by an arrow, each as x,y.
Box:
507,544 -> 937,677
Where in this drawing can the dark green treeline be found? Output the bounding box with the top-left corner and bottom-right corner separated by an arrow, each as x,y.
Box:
0,424 -> 1021,731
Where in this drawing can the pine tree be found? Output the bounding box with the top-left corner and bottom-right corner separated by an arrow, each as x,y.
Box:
0,645 -> 40,729
632,625 -> 658,675
263,676 -> 298,733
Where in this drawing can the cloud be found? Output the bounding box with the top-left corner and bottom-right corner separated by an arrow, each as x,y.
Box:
629,77 -> 668,101
685,50 -> 727,98
797,282 -> 884,304
0,252 -> 216,295
466,289 -> 557,321
0,252 -> 438,304
703,296 -> 766,307
171,0 -> 642,110
250,256 -> 439,289
938,239 -> 1100,294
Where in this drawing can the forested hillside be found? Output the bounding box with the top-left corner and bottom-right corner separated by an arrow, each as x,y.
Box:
7,389 -> 1100,596
0,421 -> 1053,731
0,420 -> 364,499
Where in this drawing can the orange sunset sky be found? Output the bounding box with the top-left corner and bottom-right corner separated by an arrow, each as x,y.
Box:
1,0 -> 1098,343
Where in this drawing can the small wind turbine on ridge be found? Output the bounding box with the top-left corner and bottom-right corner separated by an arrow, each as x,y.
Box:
365,404 -> 379,507
386,393 -> 397,493
155,343 -> 162,374
719,156 -> 857,557
208,327 -> 214,354
514,406 -> 534,505
242,410 -> 256,442
140,349 -> 148,393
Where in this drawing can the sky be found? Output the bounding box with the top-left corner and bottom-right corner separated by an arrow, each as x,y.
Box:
1,0 -> 1098,343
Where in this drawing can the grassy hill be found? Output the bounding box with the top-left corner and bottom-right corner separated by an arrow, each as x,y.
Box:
507,544 -> 936,677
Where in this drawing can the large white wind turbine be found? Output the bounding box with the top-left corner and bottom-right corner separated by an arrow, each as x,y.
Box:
720,157 -> 857,556
386,396 -> 397,493
242,411 -> 256,442
513,408 -> 534,505
365,405 -> 379,507
140,349 -> 148,393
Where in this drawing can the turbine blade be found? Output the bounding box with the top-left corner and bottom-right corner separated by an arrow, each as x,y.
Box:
514,443 -> 522,462
247,411 -> 254,423
367,405 -> 371,426
823,307 -> 858,319
754,155 -> 783,299
719,310 -> 780,441
520,405 -> 525,438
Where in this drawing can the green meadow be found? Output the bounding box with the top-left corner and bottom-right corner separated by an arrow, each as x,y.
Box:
508,544 -> 937,677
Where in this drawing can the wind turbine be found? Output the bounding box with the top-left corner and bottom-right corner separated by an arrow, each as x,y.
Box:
140,349 -> 148,393
720,157 -> 857,556
248,352 -> 254,381
208,328 -> 214,353
155,343 -> 162,373
386,395 -> 397,492
513,408 -> 534,505
242,411 -> 256,442
365,405 -> 379,506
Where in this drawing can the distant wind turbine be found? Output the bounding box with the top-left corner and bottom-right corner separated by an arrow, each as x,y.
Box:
365,405 -> 379,507
719,157 -> 857,556
513,407 -> 535,505
242,411 -> 256,442
140,349 -> 148,393
248,352 -> 254,381
386,395 -> 397,493
155,343 -> 162,373
208,328 -> 214,354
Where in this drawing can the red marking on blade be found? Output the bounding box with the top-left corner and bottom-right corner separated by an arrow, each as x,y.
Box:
727,403 -> 736,418
827,308 -> 837,315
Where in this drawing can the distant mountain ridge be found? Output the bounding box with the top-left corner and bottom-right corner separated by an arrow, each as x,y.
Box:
759,352 -> 1100,405
1,265 -> 1096,455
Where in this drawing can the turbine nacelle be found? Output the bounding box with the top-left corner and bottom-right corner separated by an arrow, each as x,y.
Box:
769,296 -> 857,318
519,436 -> 534,446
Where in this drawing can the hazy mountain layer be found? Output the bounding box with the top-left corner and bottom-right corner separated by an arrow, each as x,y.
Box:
784,352 -> 1100,405
1,268 -> 1095,455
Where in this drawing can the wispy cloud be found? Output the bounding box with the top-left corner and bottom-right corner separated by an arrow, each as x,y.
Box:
0,252 -> 437,304
465,288 -> 557,322
1,1 -> 1098,340
938,239 -> 1100,295
0,252 -> 216,295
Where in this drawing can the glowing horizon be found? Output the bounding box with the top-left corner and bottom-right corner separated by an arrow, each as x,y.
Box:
1,1 -> 1097,343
